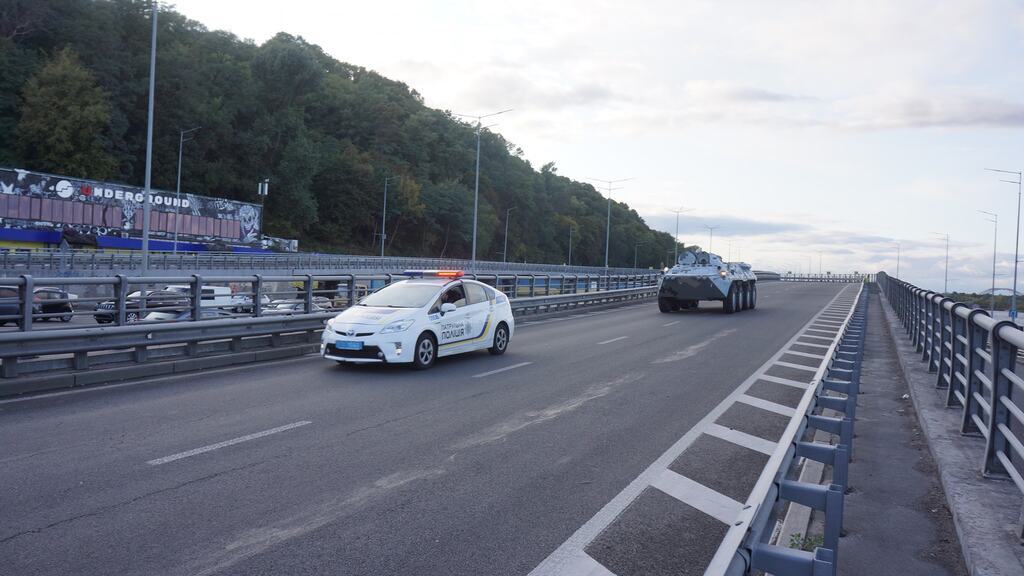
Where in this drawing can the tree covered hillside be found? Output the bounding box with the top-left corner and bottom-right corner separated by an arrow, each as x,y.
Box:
0,0 -> 677,266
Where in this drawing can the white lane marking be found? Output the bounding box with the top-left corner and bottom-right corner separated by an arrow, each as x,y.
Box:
784,350 -> 826,359
147,421 -> 312,465
662,320 -> 680,327
774,361 -> 819,373
529,285 -> 857,576
705,423 -> 778,456
652,329 -> 737,364
799,334 -> 837,342
758,374 -> 811,389
597,336 -> 629,345
807,327 -> 838,334
651,469 -> 743,524
550,553 -> 617,576
791,341 -> 831,349
473,361 -> 533,378
737,394 -> 797,417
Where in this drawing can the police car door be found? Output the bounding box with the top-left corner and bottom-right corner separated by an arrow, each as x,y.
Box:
433,283 -> 471,354
462,282 -> 494,351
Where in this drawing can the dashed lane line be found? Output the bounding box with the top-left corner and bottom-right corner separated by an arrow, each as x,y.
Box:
597,336 -> 629,345
472,362 -> 533,378
662,320 -> 680,327
146,421 -> 312,465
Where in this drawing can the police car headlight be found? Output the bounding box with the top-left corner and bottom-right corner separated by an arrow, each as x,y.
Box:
379,318 -> 415,334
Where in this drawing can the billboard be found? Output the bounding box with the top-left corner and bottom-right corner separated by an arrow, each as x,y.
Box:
0,167 -> 262,244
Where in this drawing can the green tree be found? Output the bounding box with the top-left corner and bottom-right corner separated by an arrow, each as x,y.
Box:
16,47 -> 117,178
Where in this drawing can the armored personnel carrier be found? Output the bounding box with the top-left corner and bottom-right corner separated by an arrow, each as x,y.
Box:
658,248 -> 757,314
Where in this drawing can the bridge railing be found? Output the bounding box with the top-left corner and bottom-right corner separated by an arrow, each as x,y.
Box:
717,283 -> 867,575
780,274 -> 874,283
878,272 -> 1024,528
0,249 -> 652,276
0,272 -> 660,333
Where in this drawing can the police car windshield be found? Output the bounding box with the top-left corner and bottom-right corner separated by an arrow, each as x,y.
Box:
359,282 -> 441,308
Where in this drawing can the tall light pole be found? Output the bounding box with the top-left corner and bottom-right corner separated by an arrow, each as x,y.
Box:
818,251 -> 823,275
567,224 -> 573,267
502,207 -> 515,262
588,177 -> 633,268
634,241 -> 645,269
453,108 -> 513,265
980,210 -> 998,314
380,175 -> 400,259
173,126 -> 200,254
895,241 -> 901,278
140,0 -> 158,272
668,206 -> 693,263
933,232 -> 950,293
986,168 -> 1023,319
704,225 -> 719,252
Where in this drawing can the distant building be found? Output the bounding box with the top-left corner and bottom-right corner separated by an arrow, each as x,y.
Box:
0,167 -> 296,252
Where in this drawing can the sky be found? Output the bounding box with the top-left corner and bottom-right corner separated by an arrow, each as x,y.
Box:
171,0 -> 1024,292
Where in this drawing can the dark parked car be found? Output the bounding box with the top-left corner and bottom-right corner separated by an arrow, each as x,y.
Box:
33,287 -> 74,322
94,290 -> 191,324
0,286 -> 41,327
142,308 -> 234,322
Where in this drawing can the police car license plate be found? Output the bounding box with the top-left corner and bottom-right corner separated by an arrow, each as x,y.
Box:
335,340 -> 363,351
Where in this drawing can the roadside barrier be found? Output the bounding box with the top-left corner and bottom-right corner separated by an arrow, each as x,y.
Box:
780,274 -> 873,283
878,272 -> 1024,537
720,284 -> 867,575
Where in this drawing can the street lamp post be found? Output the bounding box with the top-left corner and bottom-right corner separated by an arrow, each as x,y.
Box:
453,108 -> 513,266
588,177 -> 633,268
933,232 -> 950,293
980,210 -> 998,314
567,224 -> 573,267
380,175 -> 400,259
140,0 -> 158,273
502,206 -> 515,262
256,179 -> 269,245
634,241 -> 645,269
704,225 -> 719,253
668,206 -> 693,263
895,241 -> 901,278
986,169 -> 1023,319
173,126 -> 200,254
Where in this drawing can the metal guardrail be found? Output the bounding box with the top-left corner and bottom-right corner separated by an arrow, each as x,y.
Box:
878,272 -> 1024,529
0,272 -> 660,332
780,274 -> 874,283
0,249 -> 653,277
0,285 -> 657,380
720,283 -> 867,575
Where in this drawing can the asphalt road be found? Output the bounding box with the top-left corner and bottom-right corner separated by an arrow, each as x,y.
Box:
0,281 -> 849,576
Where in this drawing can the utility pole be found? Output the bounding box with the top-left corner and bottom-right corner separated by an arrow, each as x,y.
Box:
704,225 -> 719,253
568,225 -> 572,267
256,179 -> 269,245
933,232 -> 950,293
895,242 -> 901,278
173,126 -> 200,253
453,108 -> 512,266
980,211 -> 998,314
634,241 -> 645,269
140,0 -> 158,272
668,206 -> 693,263
380,175 -> 400,258
588,177 -> 633,268
502,207 -> 515,262
986,169 -> 1023,319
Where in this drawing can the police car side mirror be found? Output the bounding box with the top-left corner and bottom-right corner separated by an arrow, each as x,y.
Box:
440,302 -> 457,315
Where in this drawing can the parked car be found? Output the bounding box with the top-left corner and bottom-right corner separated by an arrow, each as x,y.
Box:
262,299 -> 329,315
229,292 -> 272,313
162,285 -> 233,309
142,308 -> 234,322
94,290 -> 191,324
0,286 -> 41,327
33,287 -> 75,322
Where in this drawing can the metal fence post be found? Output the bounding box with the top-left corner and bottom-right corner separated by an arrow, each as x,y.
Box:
961,310 -> 990,435
18,275 -> 34,332
191,274 -> 203,321
983,321 -> 1017,479
304,275 -> 314,313
115,274 -> 128,326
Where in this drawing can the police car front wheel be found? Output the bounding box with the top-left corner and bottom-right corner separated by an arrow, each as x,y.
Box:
489,323 -> 509,355
413,332 -> 437,370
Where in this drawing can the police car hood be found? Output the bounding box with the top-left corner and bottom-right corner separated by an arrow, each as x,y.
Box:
334,305 -> 414,326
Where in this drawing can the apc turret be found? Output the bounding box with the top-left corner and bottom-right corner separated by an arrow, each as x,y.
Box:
657,248 -> 757,314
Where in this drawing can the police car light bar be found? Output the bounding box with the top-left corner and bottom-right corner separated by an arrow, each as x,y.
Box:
402,270 -> 464,278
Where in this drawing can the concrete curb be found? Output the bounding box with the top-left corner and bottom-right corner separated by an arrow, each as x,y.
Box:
878,293 -> 1024,576
1,344 -> 319,399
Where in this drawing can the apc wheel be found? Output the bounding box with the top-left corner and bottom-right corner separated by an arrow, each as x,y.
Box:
412,332 -> 437,370
723,284 -> 738,314
740,283 -> 750,310
658,297 -> 675,313
489,322 -> 510,355
749,283 -> 757,310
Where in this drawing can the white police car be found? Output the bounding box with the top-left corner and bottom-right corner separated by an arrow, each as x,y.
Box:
321,270 -> 515,369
